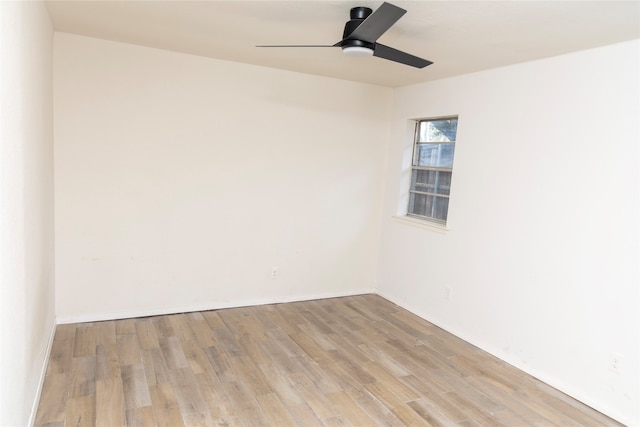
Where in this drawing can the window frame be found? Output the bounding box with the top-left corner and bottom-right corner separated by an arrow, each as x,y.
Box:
406,116 -> 458,226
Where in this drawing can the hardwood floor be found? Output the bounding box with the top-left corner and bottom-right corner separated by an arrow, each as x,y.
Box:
35,294 -> 622,426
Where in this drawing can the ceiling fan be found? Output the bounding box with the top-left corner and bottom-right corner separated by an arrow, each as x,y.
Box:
257,2 -> 433,69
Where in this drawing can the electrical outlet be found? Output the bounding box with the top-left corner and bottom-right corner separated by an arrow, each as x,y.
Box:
609,352 -> 623,374
444,287 -> 452,301
271,267 -> 279,280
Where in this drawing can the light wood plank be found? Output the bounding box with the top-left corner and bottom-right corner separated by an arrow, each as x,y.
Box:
73,324 -> 96,358
326,390 -> 377,426
67,356 -> 96,398
229,355 -> 273,395
221,380 -> 271,426
287,372 -> 340,420
45,324 -> 75,376
34,373 -> 68,425
400,375 -> 470,422
167,367 -> 213,425
202,344 -> 236,383
200,310 -> 226,330
115,318 -> 136,335
134,319 -> 159,350
125,407 -> 156,427
148,383 -> 186,427
65,395 -> 95,427
184,312 -> 217,347
179,339 -> 214,375
94,320 -> 117,346
408,398 -> 460,427
140,347 -> 171,386
363,381 -> 431,426
362,360 -> 420,401
117,333 -> 143,366
255,392 -> 298,426
151,315 -> 175,338
96,343 -> 120,381
159,336 -> 190,370
168,314 -> 198,342
95,378 -> 126,427
194,371 -> 235,425
121,365 -> 152,410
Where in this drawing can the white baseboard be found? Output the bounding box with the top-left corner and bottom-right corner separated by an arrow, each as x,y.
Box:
55,288 -> 376,325
28,320 -> 56,427
373,289 -> 632,427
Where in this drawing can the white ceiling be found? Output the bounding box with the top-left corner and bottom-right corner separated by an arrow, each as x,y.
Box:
45,1 -> 640,88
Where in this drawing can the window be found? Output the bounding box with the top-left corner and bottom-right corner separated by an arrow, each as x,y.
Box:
407,117 -> 458,224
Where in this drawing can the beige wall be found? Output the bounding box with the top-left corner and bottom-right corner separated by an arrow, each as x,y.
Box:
377,40 -> 640,425
0,1 -> 55,425
54,33 -> 392,322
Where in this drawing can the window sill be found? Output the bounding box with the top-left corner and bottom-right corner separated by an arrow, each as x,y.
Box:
391,215 -> 449,234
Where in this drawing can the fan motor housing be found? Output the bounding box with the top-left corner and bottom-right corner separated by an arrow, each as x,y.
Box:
350,6 -> 372,20
343,6 -> 373,40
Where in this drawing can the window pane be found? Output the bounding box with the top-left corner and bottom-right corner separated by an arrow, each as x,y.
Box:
414,143 -> 455,168
418,119 -> 458,143
433,196 -> 449,221
408,193 -> 449,221
408,192 -> 428,217
410,170 -> 452,196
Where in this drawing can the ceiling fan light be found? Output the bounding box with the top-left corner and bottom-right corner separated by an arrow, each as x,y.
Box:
342,46 -> 374,57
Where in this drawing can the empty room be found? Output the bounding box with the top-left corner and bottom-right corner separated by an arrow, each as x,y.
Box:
1,0 -> 639,426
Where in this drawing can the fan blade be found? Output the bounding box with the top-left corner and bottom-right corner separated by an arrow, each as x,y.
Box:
256,45 -> 336,48
374,43 -> 433,68
345,2 -> 406,43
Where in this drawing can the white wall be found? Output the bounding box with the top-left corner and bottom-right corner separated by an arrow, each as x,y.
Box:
377,40 -> 639,425
54,33 -> 392,322
0,1 -> 55,425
